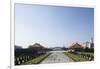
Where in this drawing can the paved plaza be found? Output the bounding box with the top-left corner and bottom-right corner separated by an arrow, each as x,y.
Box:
41,51 -> 73,64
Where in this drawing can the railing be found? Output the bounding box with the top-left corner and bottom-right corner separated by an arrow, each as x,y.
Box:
15,53 -> 45,65
79,52 -> 94,61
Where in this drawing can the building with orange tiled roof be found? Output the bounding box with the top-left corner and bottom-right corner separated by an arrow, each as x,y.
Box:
69,43 -> 83,52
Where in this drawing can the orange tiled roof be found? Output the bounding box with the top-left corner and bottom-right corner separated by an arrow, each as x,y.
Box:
31,43 -> 44,48
69,43 -> 83,49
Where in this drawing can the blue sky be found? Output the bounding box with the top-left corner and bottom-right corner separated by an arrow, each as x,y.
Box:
15,4 -> 94,48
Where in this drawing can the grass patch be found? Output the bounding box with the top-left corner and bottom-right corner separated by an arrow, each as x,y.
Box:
80,52 -> 94,56
23,53 -> 51,64
64,52 -> 87,62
